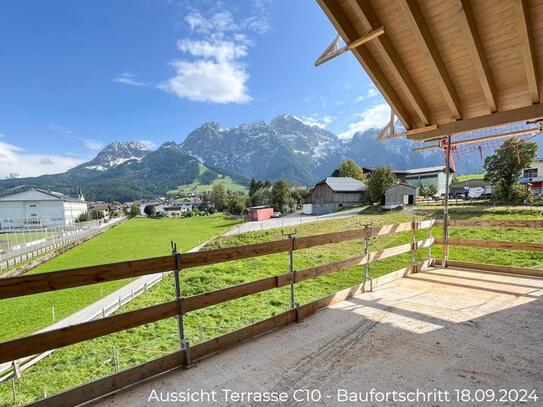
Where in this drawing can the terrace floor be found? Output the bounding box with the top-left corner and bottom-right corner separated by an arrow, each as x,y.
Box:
95,267 -> 543,406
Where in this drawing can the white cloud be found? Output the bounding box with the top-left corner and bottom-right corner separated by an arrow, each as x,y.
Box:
160,59 -> 251,103
113,73 -> 146,87
139,139 -> 157,150
298,115 -> 333,129
338,103 -> 391,139
355,85 -> 380,102
184,10 -> 269,35
49,124 -> 72,135
0,140 -> 85,178
160,8 -> 264,104
84,139 -> 104,151
177,38 -> 247,62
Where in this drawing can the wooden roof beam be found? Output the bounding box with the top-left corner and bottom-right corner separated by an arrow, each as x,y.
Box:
317,0 -> 414,130
399,0 -> 462,120
353,0 -> 431,126
457,0 -> 497,113
407,103 -> 543,141
517,0 -> 540,104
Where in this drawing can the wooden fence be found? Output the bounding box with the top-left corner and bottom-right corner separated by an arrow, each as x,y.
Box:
0,219 -> 436,406
2,217 -> 542,406
436,218 -> 543,277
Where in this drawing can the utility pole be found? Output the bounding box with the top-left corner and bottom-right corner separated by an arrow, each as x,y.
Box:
442,135 -> 452,268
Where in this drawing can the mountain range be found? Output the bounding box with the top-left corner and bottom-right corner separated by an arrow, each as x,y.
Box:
0,114 -> 446,201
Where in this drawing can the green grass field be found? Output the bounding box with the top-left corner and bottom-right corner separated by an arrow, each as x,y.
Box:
0,215 -> 240,342
171,175 -> 248,195
1,207 -> 542,405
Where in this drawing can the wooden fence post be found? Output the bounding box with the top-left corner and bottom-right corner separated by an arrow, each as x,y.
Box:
411,218 -> 418,273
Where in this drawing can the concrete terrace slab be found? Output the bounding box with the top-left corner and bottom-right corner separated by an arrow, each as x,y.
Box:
94,268 -> 543,406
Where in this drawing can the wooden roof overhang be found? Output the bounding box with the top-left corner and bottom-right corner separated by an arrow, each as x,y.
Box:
316,0 -> 543,141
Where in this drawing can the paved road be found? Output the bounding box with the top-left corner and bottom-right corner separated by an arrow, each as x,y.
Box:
224,207 -> 364,236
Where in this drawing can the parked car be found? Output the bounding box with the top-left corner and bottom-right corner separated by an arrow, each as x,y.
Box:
272,211 -> 282,218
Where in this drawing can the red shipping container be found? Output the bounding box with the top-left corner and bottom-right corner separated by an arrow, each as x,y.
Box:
247,206 -> 274,221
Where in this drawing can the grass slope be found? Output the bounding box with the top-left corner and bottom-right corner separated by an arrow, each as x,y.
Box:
1,207 -> 542,405
0,215 -> 239,342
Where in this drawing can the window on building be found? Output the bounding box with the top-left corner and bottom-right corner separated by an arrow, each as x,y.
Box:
523,168 -> 538,178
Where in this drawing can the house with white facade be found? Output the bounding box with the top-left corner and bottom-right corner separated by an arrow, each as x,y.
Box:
520,158 -> 543,196
395,166 -> 454,196
0,189 -> 87,230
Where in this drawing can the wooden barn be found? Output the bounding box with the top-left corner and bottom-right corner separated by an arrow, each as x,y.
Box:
384,183 -> 418,208
303,177 -> 367,215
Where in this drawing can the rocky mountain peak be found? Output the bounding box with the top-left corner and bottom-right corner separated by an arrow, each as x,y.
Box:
83,141 -> 151,172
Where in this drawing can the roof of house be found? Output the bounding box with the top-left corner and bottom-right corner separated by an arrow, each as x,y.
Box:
318,177 -> 367,192
395,165 -> 454,175
385,183 -> 417,192
0,189 -> 85,203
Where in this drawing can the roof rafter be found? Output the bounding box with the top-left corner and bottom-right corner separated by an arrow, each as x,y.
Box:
352,0 -> 431,126
317,0 -> 414,130
399,0 -> 462,120
407,103 -> 543,141
516,0 -> 539,104
457,0 -> 497,113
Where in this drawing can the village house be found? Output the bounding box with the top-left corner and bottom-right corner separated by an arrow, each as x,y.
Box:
520,158 -> 543,196
303,177 -> 367,215
0,189 -> 87,230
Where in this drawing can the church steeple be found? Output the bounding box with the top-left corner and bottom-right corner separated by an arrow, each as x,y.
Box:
78,186 -> 85,202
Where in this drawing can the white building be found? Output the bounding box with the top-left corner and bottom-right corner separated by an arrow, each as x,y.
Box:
520,158 -> 543,196
0,189 -> 87,230
396,166 -> 454,196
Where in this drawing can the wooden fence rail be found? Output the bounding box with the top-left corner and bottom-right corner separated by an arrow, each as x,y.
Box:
435,219 -> 543,228
0,236 -> 434,363
435,238 -> 543,252
0,221 -> 425,299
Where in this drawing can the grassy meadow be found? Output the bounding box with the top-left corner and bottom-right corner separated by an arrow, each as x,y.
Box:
1,206 -> 542,405
0,215 -> 240,342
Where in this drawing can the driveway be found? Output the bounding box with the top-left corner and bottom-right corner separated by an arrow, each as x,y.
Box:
225,207 -> 364,236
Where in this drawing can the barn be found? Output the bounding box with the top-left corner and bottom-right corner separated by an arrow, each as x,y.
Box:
303,177 -> 367,215
384,184 -> 418,209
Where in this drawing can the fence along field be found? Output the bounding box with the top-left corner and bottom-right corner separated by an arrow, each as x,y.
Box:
0,219 -> 113,271
0,218 -> 436,405
0,216 -> 542,406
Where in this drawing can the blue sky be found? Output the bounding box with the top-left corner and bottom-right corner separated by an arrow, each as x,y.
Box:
0,0 -> 387,177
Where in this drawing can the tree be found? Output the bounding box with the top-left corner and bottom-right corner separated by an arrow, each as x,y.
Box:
250,187 -> 271,207
143,205 -> 156,217
128,204 -> 140,218
290,187 -> 309,208
210,183 -> 228,211
368,167 -> 398,204
418,184 -> 428,197
227,194 -> 247,215
76,213 -> 89,222
271,180 -> 293,211
331,159 -> 365,181
426,184 -> 438,197
484,138 -> 538,201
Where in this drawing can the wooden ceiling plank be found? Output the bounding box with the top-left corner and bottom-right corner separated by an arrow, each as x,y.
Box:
516,0 -> 540,104
353,0 -> 431,126
407,103 -> 543,141
399,0 -> 462,120
317,0 -> 414,130
457,0 -> 497,113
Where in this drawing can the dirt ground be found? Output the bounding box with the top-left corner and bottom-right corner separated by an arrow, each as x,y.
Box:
94,267 -> 543,406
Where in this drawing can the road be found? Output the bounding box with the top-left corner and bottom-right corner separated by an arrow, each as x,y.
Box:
224,207 -> 364,236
